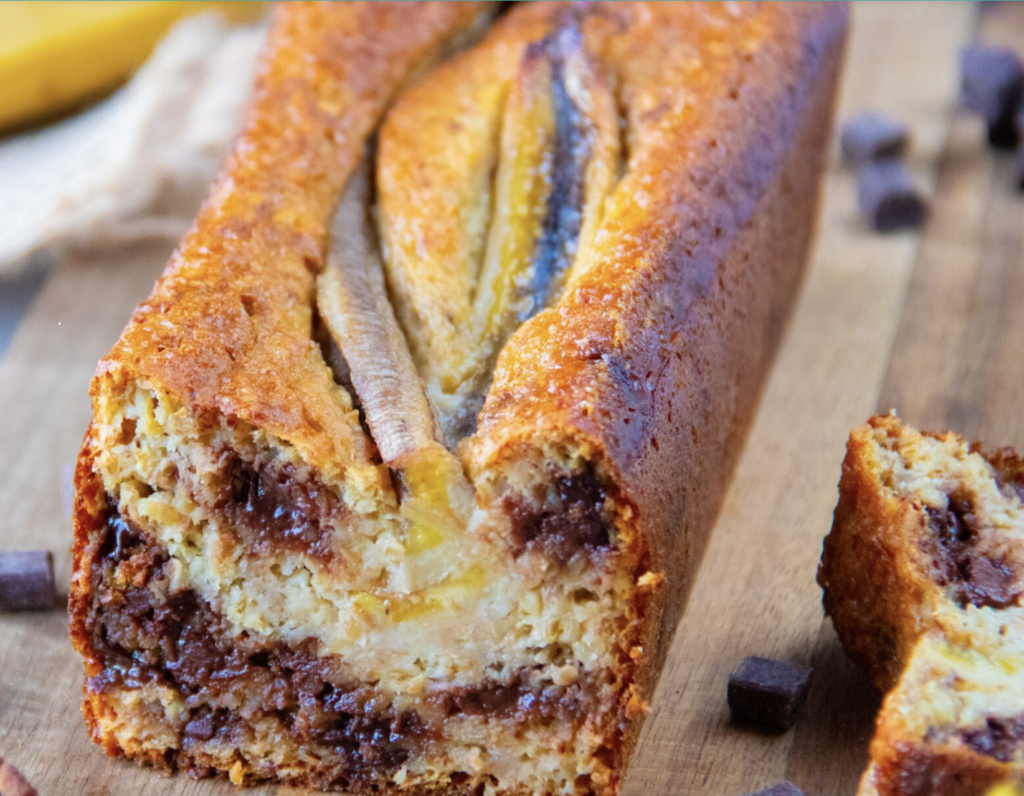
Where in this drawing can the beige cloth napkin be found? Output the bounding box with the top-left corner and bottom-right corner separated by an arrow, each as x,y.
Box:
0,12 -> 266,277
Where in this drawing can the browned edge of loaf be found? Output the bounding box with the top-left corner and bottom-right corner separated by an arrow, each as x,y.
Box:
821,416 -> 1024,694
69,1 -> 851,793
867,739 -> 1013,796
463,2 -> 850,777
818,418 -> 939,694
623,10 -> 849,773
69,0 -> 496,787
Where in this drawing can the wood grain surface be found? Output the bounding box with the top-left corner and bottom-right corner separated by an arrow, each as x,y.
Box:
0,4 -> 1017,794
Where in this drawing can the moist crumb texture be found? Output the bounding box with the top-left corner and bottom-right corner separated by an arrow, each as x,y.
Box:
70,2 -> 848,794
819,414 -> 1024,795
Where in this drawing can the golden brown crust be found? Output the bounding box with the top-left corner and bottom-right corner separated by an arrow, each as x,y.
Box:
69,424 -> 104,679
71,2 -> 849,792
96,1 -> 491,486
820,415 -> 1024,692
868,737 -> 1010,796
819,417 -> 942,692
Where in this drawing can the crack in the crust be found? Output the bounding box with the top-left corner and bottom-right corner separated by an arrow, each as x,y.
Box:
318,15 -> 623,457
313,307 -> 365,425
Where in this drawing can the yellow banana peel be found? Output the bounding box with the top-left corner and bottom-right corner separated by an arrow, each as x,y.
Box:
0,1 -> 264,132
987,783 -> 1024,796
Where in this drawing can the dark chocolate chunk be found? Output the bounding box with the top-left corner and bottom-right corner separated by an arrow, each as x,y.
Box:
0,551 -> 54,611
857,160 -> 928,232
727,656 -> 813,732
925,496 -> 1021,610
0,755 -> 38,796
184,712 -> 217,742
964,555 -> 1018,609
961,45 -> 1024,119
1015,143 -> 1024,191
506,471 -> 611,563
961,45 -> 1024,149
220,454 -> 336,560
988,111 -> 1020,150
742,783 -> 804,796
961,715 -> 1024,763
840,112 -> 909,164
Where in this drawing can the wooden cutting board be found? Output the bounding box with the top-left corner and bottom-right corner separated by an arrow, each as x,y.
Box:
1,3 -> 1020,794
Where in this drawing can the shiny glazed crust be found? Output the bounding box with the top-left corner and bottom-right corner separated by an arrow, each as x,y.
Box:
820,415 -> 1024,795
70,2 -> 849,794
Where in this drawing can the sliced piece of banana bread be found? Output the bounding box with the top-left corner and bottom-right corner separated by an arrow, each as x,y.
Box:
820,414 -> 1024,795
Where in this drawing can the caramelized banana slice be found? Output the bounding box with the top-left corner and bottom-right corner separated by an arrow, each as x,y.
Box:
318,165 -> 473,571
458,24 -> 621,419
474,37 -> 562,342
475,25 -> 618,340
318,163 -> 443,468
378,18 -> 620,444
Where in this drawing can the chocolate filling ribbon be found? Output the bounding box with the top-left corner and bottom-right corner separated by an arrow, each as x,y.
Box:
85,505 -> 591,784
925,492 -> 1020,610
961,715 -> 1024,763
218,453 -> 339,561
505,471 -> 611,563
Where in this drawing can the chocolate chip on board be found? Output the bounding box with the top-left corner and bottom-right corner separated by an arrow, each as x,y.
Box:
960,45 -> 1024,150
727,655 -> 813,732
742,783 -> 804,796
1014,106 -> 1024,191
857,160 -> 928,232
840,112 -> 908,164
988,112 -> 1021,150
0,756 -> 38,796
0,551 -> 55,612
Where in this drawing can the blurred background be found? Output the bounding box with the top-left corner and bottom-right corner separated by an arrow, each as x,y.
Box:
0,0 -> 267,352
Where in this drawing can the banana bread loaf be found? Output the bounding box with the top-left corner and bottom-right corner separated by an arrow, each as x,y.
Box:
70,2 -> 848,793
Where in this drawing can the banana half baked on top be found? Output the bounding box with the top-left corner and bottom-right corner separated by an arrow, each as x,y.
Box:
820,415 -> 1024,795
70,3 -> 848,794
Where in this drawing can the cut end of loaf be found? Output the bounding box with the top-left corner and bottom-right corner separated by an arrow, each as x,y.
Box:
71,360 -> 649,795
